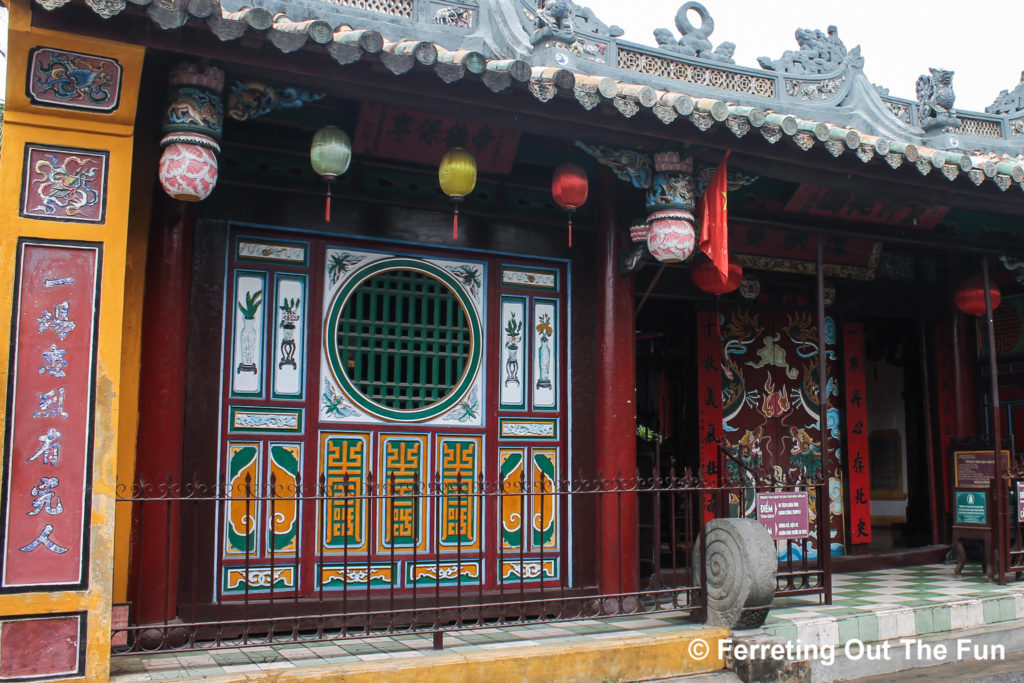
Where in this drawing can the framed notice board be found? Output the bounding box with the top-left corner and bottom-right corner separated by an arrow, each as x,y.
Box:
953,449 -> 1011,489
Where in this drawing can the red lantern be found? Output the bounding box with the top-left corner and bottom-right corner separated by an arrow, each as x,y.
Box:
692,257 -> 743,295
552,162 -> 588,247
954,276 -> 1001,316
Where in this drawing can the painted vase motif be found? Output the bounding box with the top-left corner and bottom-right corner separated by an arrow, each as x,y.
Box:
279,319 -> 297,369
504,312 -> 523,387
278,298 -> 300,370
505,344 -> 520,387
536,312 -> 553,391
237,290 -> 262,375
238,317 -> 258,374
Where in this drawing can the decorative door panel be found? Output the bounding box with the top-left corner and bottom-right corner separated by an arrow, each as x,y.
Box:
217,229 -> 569,599
720,305 -> 845,553
319,249 -> 485,426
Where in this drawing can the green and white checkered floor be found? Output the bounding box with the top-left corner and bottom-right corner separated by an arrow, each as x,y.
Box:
763,563 -> 1024,648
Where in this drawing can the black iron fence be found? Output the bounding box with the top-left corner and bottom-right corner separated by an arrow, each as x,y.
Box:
113,470 -> 828,654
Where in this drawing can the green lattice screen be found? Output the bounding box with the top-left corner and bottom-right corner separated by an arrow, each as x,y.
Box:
335,268 -> 472,410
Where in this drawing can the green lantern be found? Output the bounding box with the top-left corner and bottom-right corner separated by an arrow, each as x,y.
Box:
310,125 -> 352,222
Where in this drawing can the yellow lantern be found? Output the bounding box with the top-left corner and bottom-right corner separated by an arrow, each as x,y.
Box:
438,147 -> 477,239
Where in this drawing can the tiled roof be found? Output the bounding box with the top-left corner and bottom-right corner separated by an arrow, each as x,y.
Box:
42,0 -> 1024,195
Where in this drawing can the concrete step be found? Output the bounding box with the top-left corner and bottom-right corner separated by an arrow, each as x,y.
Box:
811,617 -> 1024,682
722,617 -> 1024,682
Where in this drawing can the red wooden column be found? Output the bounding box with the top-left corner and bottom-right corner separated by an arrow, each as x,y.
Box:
132,200 -> 193,624
595,181 -> 639,596
934,325 -> 958,527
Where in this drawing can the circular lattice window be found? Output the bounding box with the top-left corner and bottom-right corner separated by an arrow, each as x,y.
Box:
324,259 -> 481,421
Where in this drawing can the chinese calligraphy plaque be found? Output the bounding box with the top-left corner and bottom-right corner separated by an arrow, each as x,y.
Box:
1,241 -> 101,589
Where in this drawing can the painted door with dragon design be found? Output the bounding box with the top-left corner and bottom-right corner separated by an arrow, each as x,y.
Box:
216,227 -> 570,600
720,305 -> 846,553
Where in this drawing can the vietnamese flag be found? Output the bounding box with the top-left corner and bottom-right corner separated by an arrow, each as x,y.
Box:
699,150 -> 731,281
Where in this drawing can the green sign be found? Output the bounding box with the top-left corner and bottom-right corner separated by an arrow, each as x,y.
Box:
955,491 -> 988,525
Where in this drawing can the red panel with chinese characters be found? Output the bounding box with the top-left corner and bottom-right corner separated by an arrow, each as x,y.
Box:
696,310 -> 722,523
843,322 -> 871,545
1,241 -> 101,589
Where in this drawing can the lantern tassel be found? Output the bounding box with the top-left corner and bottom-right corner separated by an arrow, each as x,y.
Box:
567,213 -> 573,248
325,182 -> 332,223
453,202 -> 459,240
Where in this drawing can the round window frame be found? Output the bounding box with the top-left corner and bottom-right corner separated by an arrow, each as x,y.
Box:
323,258 -> 482,422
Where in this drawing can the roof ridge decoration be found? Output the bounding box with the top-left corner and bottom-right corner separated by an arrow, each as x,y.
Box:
653,1 -> 734,64
988,72 -> 1024,116
36,0 -> 1024,193
756,24 -> 860,75
916,68 -> 960,132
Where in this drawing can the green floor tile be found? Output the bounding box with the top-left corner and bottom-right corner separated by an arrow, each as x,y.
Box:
837,617 -> 859,643
913,606 -> 934,634
765,622 -> 797,643
856,614 -> 878,643
931,605 -> 952,632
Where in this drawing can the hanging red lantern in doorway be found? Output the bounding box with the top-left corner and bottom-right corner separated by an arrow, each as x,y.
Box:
551,162 -> 588,247
954,276 -> 1001,316
692,257 -> 743,295
439,147 -> 477,240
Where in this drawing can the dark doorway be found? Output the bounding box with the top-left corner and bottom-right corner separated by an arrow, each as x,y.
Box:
634,299 -> 700,581
863,316 -> 932,550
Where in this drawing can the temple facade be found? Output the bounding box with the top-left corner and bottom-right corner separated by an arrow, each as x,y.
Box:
3,0 -> 1024,679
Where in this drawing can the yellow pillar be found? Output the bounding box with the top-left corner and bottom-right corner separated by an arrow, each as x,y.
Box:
0,1 -> 144,680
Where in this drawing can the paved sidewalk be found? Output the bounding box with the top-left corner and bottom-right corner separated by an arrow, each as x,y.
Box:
110,563 -> 1024,681
110,614 -> 724,681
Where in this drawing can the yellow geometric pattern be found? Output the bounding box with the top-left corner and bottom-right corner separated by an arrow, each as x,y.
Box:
377,433 -> 428,552
320,432 -> 368,552
439,435 -> 482,550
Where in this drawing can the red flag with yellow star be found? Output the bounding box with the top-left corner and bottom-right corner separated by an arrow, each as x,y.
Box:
699,150 -> 731,281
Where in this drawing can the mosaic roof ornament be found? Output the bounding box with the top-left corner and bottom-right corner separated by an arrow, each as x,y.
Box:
532,0 -> 575,45
86,0 -> 125,19
227,81 -> 326,121
651,2 -> 734,63
574,141 -> 652,189
757,25 -> 860,75
158,63 -> 225,202
916,68 -> 961,131
986,72 -> 1024,116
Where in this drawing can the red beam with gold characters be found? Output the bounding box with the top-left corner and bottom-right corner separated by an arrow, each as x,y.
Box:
1,240 -> 101,590
696,310 -> 723,523
842,322 -> 871,546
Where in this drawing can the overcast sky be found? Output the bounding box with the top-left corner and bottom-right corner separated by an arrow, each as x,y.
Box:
2,2 -> 1023,112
